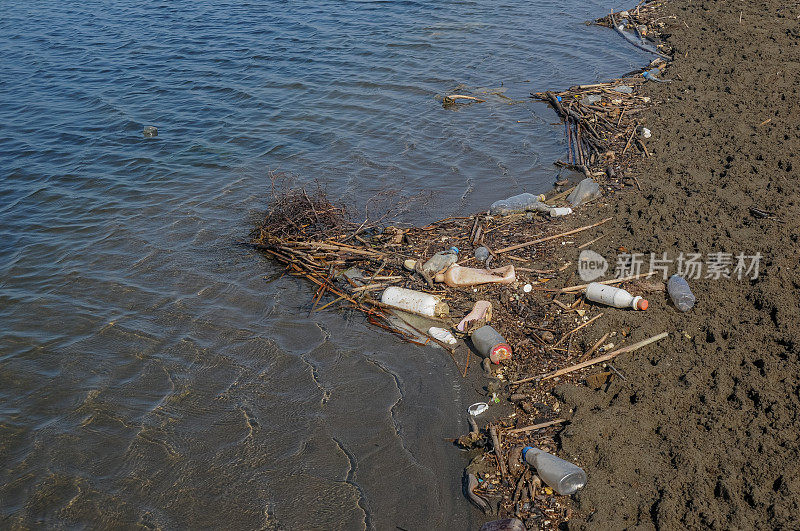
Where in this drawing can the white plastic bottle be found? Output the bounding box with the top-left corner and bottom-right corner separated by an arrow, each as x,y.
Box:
381,287 -> 449,317
585,282 -> 648,310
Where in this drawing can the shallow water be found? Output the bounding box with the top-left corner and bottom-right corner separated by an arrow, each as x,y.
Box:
0,1 -> 648,528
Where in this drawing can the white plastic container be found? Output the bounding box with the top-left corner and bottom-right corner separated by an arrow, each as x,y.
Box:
585,282 -> 648,310
428,327 -> 457,345
381,287 -> 449,317
549,207 -> 573,217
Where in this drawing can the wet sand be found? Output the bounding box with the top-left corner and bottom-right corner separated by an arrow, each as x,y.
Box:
554,0 -> 800,528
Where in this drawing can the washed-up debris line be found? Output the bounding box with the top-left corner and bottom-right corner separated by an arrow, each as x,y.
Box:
248,4 -> 676,528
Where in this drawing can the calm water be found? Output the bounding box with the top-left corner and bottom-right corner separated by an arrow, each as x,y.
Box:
0,1 -> 647,528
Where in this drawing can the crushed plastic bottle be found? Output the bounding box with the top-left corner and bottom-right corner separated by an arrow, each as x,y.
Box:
381,287 -> 449,317
667,275 -> 696,311
489,193 -> 550,215
567,178 -> 601,207
457,300 -> 493,332
435,264 -> 516,287
471,325 -> 512,364
421,247 -> 459,276
581,94 -> 601,106
611,85 -> 633,94
585,282 -> 648,310
521,446 -> 587,495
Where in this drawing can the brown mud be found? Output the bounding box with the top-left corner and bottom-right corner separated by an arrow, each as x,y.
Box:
560,0 -> 800,528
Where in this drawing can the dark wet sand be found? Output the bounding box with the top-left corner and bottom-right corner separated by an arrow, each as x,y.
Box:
554,1 -> 800,528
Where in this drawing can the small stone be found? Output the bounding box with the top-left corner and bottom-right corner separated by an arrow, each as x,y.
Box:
143,126 -> 158,138
541,331 -> 555,342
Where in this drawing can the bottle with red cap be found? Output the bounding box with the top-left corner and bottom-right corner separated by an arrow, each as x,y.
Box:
471,325 -> 512,364
585,282 -> 648,310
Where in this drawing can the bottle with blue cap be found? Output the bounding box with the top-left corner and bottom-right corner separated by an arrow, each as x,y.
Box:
521,446 -> 587,495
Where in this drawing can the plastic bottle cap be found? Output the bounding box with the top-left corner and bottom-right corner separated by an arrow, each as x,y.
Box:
489,344 -> 512,364
521,446 -> 534,462
637,298 -> 649,311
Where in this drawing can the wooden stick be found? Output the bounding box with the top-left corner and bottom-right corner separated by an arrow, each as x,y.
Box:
444,94 -> 486,103
512,332 -> 669,384
622,126 -> 637,156
578,232 -> 607,249
504,418 -> 566,435
580,332 -> 610,362
552,313 -> 603,348
366,300 -> 452,324
314,295 -> 346,312
490,426 -> 508,480
558,271 -> 656,293
495,217 -> 612,254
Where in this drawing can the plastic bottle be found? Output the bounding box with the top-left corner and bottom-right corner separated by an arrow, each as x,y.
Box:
421,247 -> 459,276
428,327 -> 457,345
585,282 -> 648,310
471,325 -> 512,364
667,275 -> 696,311
549,207 -> 573,217
567,178 -> 601,207
435,264 -> 516,287
489,193 -> 549,215
381,287 -> 449,317
521,446 -> 587,495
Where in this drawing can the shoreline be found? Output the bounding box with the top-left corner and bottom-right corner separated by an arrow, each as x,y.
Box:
252,0 -> 800,528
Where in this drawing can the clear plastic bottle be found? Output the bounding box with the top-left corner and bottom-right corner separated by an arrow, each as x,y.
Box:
585,282 -> 648,310
667,274 -> 696,311
567,178 -> 601,207
489,193 -> 549,215
381,287 -> 449,317
471,325 -> 512,364
521,446 -> 587,495
421,247 -> 459,276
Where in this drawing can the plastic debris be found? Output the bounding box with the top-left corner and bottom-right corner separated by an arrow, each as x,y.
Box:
522,446 -> 587,495
585,282 -> 648,310
381,287 -> 449,317
428,326 -> 458,345
667,274 -> 696,311
436,264 -> 516,287
468,402 -> 489,416
471,325 -> 512,364
457,300 -> 493,332
567,178 -> 601,207
489,193 -> 550,215
549,207 -> 573,217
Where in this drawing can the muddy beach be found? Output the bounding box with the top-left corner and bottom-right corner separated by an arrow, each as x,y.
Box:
251,0 -> 800,528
